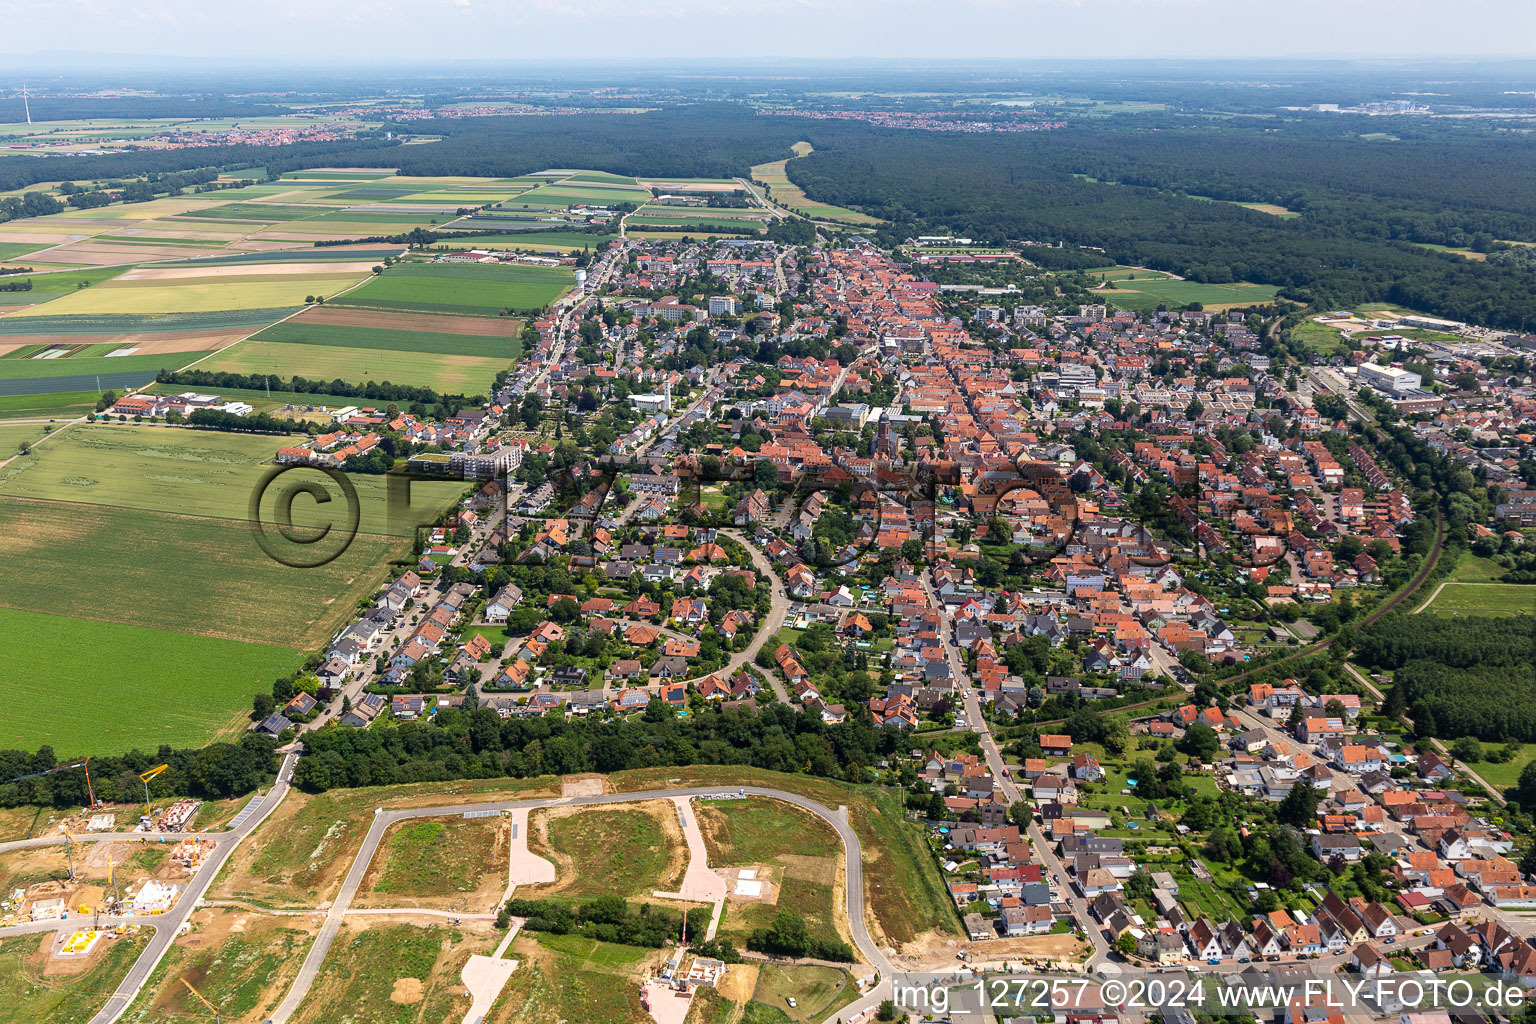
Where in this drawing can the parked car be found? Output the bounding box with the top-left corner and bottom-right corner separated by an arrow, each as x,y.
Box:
1207,958 -> 1221,966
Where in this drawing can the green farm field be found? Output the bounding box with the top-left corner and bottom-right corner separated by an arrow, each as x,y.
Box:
517,183 -> 652,206
139,381 -> 368,413
503,931 -> 652,1024
752,965 -> 858,1024
0,266 -> 126,296
174,203 -> 325,223
1418,551 -> 1536,616
0,242 -> 44,261
0,606 -> 302,753
291,924 -> 483,1024
0,308 -> 299,337
0,496 -> 408,648
1422,582 -> 1536,617
1095,278 -> 1280,311
1292,318 -> 1348,353
432,231 -> 618,253
364,818 -> 506,907
249,321 -> 522,359
628,229 -> 756,241
526,804 -> 682,900
335,261 -> 572,314
698,797 -> 846,951
1461,743 -> 1536,792
0,425 -> 461,536
118,910 -> 314,1024
0,390 -> 102,419
201,338 -> 510,393
631,206 -> 770,222
0,421 -> 52,453
611,765 -> 956,946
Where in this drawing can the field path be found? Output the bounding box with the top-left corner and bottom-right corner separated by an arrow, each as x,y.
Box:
0,416 -> 85,468
1413,578 -> 1518,613
168,266 -> 392,379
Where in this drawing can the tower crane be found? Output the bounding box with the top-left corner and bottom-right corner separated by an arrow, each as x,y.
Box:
11,758 -> 101,809
137,764 -> 169,817
179,978 -> 223,1024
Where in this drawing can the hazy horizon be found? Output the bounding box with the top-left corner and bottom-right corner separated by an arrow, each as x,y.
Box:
4,0 -> 1536,65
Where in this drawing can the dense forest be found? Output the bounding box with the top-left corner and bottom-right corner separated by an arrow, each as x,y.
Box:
339,106 -> 801,181
290,699 -> 903,792
784,119 -> 1536,331
0,138 -> 396,196
1355,613 -> 1536,742
6,102 -> 1536,327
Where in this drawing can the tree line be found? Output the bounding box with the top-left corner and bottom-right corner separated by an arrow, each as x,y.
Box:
0,736 -> 278,808
504,895 -> 710,949
290,699 -> 906,793
156,368 -> 480,409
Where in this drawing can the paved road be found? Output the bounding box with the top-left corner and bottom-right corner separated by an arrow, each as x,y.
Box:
713,529 -> 792,700
736,176 -> 787,222
81,750 -> 300,1024
917,572 -> 1113,966
266,785 -> 891,1024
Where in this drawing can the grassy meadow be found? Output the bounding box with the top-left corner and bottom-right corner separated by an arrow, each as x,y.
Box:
199,338 -> 510,393
0,606 -> 303,754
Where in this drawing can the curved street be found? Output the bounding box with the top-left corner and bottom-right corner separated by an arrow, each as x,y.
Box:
266,785 -> 891,1023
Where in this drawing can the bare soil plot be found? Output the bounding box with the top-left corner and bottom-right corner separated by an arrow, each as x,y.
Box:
893,927 -> 1087,972
212,779 -> 558,909
119,907 -> 318,1024
291,921 -> 490,1024
355,816 -> 510,913
696,798 -> 851,952
32,244 -> 227,265
525,801 -> 686,900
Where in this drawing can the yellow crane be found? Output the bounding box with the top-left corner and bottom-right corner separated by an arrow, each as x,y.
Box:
137,764 -> 169,817
180,978 -> 222,1024
105,855 -> 121,914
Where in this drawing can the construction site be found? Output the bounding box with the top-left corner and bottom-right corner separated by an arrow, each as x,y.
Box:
0,759 -> 209,972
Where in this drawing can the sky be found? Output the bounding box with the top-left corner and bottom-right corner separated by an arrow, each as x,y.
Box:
5,0 -> 1536,63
